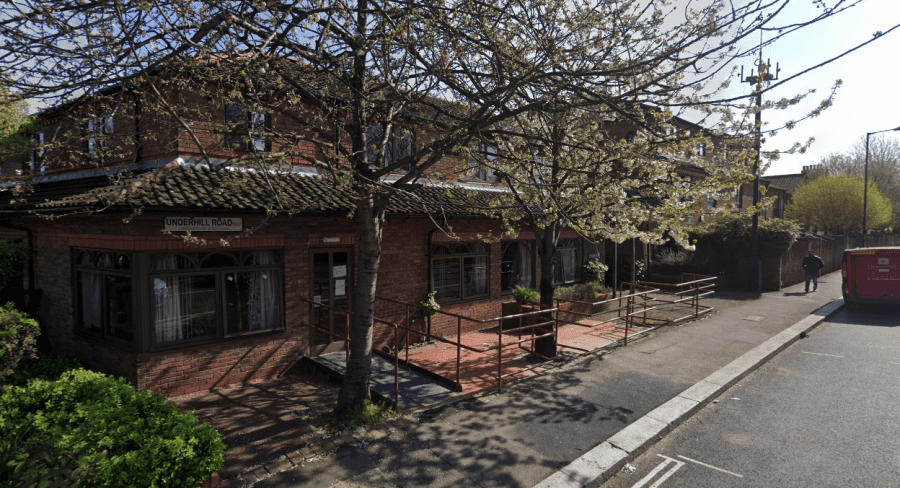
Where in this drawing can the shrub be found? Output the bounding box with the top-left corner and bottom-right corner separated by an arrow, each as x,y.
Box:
0,241 -> 28,288
583,259 -> 608,282
555,282 -> 608,302
653,247 -> 695,275
512,285 -> 539,303
0,369 -> 226,487
6,354 -> 81,387
0,302 -> 38,383
615,258 -> 645,285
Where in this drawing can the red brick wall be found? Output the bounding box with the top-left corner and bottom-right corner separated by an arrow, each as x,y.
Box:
10,211 -> 555,396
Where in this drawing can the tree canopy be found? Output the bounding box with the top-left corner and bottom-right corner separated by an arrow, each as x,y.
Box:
818,135 -> 900,227
786,174 -> 892,233
0,0 -> 874,415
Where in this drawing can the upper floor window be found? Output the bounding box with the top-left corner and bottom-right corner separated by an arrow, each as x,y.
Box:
365,124 -> 413,172
74,250 -> 133,343
470,143 -> 498,183
553,239 -> 581,285
432,242 -> 489,302
225,100 -> 269,152
501,241 -> 534,294
30,131 -> 45,172
88,117 -> 113,164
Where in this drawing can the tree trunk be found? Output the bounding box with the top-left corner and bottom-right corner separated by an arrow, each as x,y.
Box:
334,189 -> 389,417
534,225 -> 558,358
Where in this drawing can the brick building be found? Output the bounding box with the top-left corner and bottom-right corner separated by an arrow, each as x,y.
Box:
0,76 -> 729,397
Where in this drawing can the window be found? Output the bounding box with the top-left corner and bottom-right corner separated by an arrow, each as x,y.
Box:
553,239 -> 580,285
365,124 -> 413,172
501,241 -> 534,293
88,117 -> 113,164
225,100 -> 269,152
469,143 -> 498,183
432,243 -> 489,301
74,250 -> 133,343
150,250 -> 283,347
30,131 -> 45,172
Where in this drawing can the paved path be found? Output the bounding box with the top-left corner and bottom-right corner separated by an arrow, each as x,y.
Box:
241,272 -> 843,487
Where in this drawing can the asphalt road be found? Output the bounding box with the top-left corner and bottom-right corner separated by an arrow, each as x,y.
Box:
601,303 -> 900,488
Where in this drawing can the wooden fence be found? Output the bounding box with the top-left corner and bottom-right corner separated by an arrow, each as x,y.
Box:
779,234 -> 900,288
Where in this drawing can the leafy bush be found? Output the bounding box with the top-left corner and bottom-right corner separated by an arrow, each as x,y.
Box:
555,282 -> 608,302
6,354 -> 81,387
0,302 -> 38,383
583,259 -> 608,282
0,241 -> 28,288
512,285 -> 539,303
653,247 -> 695,275
615,258 -> 645,285
0,369 -> 226,487
689,210 -> 801,274
417,291 -> 440,318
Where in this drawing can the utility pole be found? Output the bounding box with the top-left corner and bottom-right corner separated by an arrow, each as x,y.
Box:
741,54 -> 779,292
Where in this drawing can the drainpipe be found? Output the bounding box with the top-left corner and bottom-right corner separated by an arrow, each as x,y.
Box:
426,227 -> 439,340
0,221 -> 35,297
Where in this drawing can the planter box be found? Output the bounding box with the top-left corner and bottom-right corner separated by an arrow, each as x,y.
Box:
500,301 -> 541,330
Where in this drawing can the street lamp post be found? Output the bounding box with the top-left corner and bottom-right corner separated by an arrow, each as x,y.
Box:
862,127 -> 900,247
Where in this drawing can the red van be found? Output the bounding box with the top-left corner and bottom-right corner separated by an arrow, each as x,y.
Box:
841,247 -> 900,308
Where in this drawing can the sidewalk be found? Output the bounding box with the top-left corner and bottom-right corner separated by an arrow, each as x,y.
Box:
229,272 -> 843,488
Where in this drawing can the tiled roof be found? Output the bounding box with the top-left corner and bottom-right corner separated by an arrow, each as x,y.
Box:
1,165 -> 506,217
763,173 -> 804,193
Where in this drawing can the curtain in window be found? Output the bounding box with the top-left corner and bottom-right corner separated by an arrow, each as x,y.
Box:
79,272 -> 102,331
512,242 -> 533,288
246,252 -> 280,330
153,256 -> 186,343
463,255 -> 488,297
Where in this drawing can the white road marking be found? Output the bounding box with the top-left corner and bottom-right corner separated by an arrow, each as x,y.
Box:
648,456 -> 685,488
631,455 -> 684,488
890,362 -> 900,366
801,351 -> 844,358
631,458 -> 672,488
677,455 -> 744,478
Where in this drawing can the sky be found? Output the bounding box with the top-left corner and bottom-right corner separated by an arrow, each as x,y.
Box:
732,0 -> 900,176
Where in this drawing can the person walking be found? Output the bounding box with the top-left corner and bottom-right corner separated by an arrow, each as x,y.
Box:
802,250 -> 825,292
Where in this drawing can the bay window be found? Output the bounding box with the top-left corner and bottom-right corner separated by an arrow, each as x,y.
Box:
553,239 -> 581,285
74,250 -> 133,343
432,243 -> 489,302
151,251 -> 283,347
501,241 -> 534,293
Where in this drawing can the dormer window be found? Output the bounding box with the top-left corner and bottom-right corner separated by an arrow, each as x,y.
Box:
88,117 -> 113,164
470,143 -> 498,183
365,124 -> 413,173
225,100 -> 269,152
30,131 -> 45,172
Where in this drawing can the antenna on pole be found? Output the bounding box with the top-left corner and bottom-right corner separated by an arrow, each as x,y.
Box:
739,52 -> 780,292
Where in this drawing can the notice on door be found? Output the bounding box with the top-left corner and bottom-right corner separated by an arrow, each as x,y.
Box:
164,217 -> 242,232
334,279 -> 346,297
333,265 -> 347,278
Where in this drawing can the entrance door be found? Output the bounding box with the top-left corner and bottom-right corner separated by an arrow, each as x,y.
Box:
310,249 -> 352,355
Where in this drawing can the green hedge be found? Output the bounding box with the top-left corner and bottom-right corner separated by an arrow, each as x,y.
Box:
0,369 -> 225,487
0,302 -> 39,383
